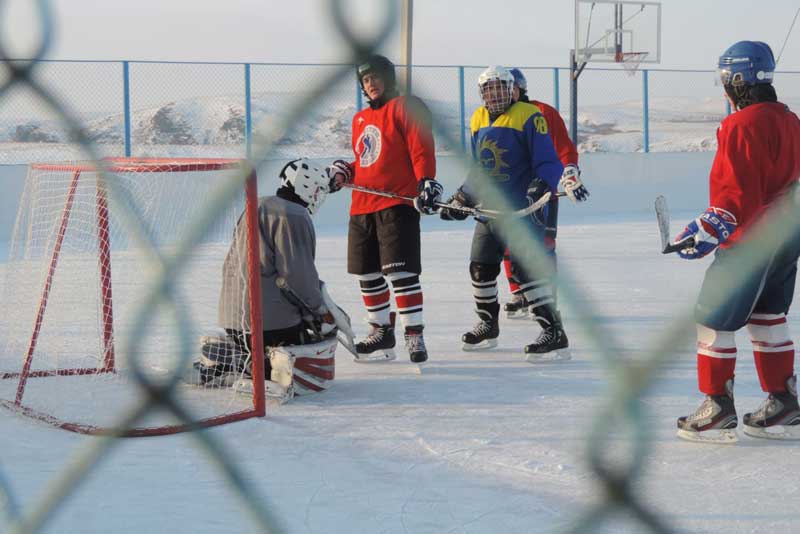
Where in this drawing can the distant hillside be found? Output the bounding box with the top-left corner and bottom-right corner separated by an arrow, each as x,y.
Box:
0,92 -> 777,164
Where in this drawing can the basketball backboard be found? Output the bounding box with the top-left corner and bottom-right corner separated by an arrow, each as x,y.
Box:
575,0 -> 661,65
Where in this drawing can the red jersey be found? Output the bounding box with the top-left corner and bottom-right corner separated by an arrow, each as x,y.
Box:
349,96 -> 436,215
710,102 -> 800,247
531,100 -> 578,166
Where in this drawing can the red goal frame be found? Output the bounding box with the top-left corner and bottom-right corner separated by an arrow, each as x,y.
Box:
0,158 -> 265,436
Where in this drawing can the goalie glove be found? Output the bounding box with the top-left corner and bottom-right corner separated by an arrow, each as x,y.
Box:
674,207 -> 737,260
413,178 -> 443,215
326,159 -> 353,193
439,188 -> 472,221
559,164 -> 589,203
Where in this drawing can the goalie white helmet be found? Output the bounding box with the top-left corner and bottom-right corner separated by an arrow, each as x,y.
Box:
478,66 -> 514,115
279,158 -> 330,215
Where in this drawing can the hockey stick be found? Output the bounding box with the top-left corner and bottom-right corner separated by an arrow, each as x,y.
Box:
655,195 -> 696,254
342,183 -> 562,220
275,277 -> 324,340
275,277 -> 358,357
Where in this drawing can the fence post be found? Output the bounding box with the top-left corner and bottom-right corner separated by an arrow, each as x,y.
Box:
245,63 -> 252,159
643,69 -> 650,153
356,78 -> 362,111
553,67 -> 560,112
458,66 -> 466,152
122,61 -> 131,157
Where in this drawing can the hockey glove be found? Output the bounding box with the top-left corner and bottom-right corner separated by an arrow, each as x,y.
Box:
559,164 -> 589,203
439,188 -> 473,221
674,207 -> 737,260
326,159 -> 353,193
413,178 -> 443,215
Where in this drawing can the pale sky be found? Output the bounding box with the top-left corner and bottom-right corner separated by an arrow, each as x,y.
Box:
3,0 -> 799,69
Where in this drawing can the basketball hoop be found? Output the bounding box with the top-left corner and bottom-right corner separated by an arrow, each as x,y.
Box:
619,52 -> 648,76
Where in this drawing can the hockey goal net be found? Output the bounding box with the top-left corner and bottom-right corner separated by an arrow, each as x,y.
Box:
0,158 -> 265,436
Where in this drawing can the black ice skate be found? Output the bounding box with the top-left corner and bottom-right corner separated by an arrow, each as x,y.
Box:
404,325 -> 428,364
677,379 -> 738,444
742,375 -> 800,441
504,293 -> 529,319
525,308 -> 571,363
354,312 -> 396,363
462,318 -> 499,351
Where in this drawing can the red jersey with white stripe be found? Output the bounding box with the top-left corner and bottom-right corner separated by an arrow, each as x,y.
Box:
531,100 -> 578,166
710,101 -> 800,248
349,96 -> 436,215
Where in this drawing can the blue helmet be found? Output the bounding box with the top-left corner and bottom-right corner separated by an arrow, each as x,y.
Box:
718,41 -> 775,87
508,68 -> 527,91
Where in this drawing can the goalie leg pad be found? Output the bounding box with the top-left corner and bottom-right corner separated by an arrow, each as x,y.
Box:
275,337 -> 337,396
184,335 -> 249,387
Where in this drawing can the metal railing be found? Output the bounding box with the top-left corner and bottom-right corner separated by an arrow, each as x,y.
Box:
1,56 -> 799,164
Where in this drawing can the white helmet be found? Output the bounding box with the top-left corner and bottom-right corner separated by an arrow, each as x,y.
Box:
279,158 -> 330,215
478,66 -> 514,114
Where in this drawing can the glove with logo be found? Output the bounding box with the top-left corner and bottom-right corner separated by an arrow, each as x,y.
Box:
560,164 -> 589,203
674,207 -> 737,259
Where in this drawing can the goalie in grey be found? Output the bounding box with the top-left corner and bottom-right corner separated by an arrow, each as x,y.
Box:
185,158 -> 346,403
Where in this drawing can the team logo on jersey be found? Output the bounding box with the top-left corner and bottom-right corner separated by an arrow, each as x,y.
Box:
477,139 -> 511,182
356,125 -> 382,167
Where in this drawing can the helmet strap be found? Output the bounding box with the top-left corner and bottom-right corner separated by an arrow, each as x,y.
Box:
276,185 -> 309,210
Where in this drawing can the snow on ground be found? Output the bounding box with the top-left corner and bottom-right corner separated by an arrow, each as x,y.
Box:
2,215 -> 800,533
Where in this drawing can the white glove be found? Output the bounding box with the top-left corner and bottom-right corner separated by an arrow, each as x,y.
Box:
560,164 -> 589,203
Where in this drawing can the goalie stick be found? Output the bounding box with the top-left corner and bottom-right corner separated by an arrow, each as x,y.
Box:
655,195 -> 696,254
275,277 -> 358,357
342,183 -> 562,220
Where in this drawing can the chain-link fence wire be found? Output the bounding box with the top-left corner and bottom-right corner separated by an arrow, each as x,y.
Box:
646,69 -> 728,152
128,61 -> 247,158
1,1 -> 800,533
0,60 -> 125,161
0,0 -> 395,532
0,60 -> 799,165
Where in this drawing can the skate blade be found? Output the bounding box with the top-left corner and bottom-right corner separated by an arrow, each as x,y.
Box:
462,339 -> 498,352
506,310 -> 530,320
353,348 -> 397,363
676,428 -> 739,444
743,424 -> 800,441
525,349 -> 572,364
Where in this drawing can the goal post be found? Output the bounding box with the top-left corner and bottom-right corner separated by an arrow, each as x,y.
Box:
0,158 -> 266,436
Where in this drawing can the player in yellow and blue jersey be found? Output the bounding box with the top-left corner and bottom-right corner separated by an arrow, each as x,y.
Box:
440,66 -> 564,353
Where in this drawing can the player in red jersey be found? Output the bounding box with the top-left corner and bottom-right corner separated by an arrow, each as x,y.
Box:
327,55 -> 440,364
673,41 -> 800,443
500,68 -> 588,360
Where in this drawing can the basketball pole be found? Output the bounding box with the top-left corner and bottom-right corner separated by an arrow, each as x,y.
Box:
400,0 -> 413,95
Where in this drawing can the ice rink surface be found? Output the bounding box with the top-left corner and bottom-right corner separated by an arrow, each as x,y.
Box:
2,213 -> 799,533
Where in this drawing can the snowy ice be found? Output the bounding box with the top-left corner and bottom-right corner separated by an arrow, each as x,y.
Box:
2,153 -> 799,534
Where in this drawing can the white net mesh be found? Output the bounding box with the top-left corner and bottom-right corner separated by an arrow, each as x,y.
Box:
621,52 -> 649,77
0,159 -> 263,434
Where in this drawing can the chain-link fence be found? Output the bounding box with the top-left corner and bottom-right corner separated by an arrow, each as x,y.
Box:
2,57 -> 798,165
2,1 -> 800,533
